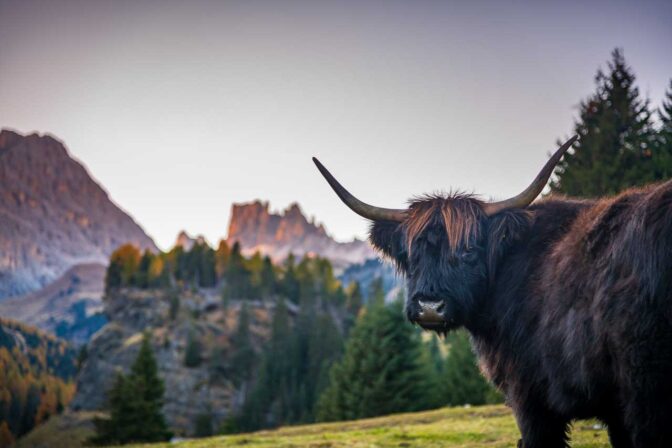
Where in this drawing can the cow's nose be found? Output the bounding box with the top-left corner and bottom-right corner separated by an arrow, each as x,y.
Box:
413,295 -> 445,324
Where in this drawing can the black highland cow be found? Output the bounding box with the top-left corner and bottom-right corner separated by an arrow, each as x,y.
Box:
313,135 -> 672,447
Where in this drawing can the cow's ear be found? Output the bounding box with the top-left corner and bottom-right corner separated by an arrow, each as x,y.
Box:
369,220 -> 407,270
485,209 -> 531,281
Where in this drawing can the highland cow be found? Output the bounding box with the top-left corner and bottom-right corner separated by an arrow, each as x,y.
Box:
313,135 -> 672,447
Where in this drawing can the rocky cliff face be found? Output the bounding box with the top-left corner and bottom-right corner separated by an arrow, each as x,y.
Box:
71,289 -> 277,436
227,201 -> 375,269
0,129 -> 157,300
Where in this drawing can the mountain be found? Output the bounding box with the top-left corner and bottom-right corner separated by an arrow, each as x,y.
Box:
226,201 -> 375,269
0,129 -> 157,300
0,263 -> 107,346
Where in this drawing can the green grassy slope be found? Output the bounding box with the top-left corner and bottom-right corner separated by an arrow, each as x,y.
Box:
132,405 -> 610,448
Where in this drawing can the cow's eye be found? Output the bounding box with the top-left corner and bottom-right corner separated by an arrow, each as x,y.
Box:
427,231 -> 440,246
461,250 -> 479,263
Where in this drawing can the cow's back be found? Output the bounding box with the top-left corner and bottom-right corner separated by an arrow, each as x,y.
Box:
532,180 -> 672,417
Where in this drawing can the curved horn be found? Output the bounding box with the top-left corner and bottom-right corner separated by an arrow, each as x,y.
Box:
483,135 -> 578,216
312,157 -> 406,222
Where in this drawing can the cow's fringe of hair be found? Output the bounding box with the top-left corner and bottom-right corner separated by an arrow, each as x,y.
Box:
403,193 -> 484,254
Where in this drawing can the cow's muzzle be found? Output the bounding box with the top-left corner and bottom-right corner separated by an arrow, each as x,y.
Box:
409,294 -> 446,330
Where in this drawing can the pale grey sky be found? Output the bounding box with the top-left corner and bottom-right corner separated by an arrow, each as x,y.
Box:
1,0 -> 671,249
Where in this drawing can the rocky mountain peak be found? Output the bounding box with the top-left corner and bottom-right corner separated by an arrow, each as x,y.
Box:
226,200 -> 374,269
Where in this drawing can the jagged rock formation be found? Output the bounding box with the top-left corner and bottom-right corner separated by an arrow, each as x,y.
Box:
0,263 -> 107,346
174,230 -> 208,251
0,129 -> 156,300
70,289 -> 277,436
227,201 -> 375,269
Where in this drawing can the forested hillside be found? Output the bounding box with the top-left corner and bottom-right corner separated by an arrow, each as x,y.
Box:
0,318 -> 77,444
63,237 -> 498,444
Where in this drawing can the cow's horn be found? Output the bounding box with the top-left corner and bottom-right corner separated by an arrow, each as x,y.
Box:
312,157 -> 406,222
482,135 -> 578,216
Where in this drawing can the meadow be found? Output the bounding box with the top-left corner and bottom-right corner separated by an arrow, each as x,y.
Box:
130,405 -> 609,448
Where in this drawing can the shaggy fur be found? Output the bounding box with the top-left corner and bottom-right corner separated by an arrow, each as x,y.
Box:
368,181 -> 672,448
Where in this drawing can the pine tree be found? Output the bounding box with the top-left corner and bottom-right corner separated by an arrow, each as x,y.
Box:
238,299 -> 292,430
223,242 -> 251,300
346,282 -> 363,314
90,335 -> 171,445
654,80 -> 672,180
368,277 -> 386,307
194,243 -> 216,288
551,49 -> 657,196
281,254 -> 300,304
132,250 -> 153,288
214,240 -> 231,281
229,304 -> 256,386
260,256 -> 276,298
417,334 -> 446,409
104,257 -> 123,292
441,330 -> 501,406
316,300 -> 431,422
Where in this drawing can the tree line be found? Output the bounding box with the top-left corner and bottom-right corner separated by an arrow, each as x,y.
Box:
106,240 -> 354,309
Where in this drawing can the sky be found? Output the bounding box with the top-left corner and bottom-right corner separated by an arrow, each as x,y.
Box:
1,0 -> 671,250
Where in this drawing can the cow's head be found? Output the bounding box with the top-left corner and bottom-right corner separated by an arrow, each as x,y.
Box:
313,136 -> 577,333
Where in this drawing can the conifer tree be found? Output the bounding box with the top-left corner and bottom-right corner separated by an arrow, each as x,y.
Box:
417,334 -> 446,409
197,244 -> 217,288
223,242 -> 251,300
345,282 -> 363,314
237,299 -> 291,430
104,258 -> 123,291
441,330 -> 501,406
229,304 -> 256,386
551,49 -> 657,196
132,250 -> 153,288
281,254 -> 300,303
259,256 -> 276,298
214,240 -> 231,280
368,277 -> 386,307
316,300 -> 430,422
654,80 -> 672,180
90,335 -> 171,445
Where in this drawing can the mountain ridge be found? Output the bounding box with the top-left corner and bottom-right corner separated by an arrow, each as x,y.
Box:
0,129 -> 157,299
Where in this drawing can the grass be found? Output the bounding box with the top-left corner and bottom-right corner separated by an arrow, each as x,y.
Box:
130,405 -> 610,448
16,410 -> 101,448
